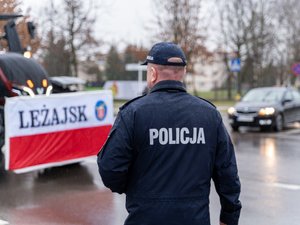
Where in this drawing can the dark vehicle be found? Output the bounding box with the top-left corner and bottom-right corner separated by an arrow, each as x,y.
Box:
0,53 -> 52,101
49,76 -> 86,93
0,53 -> 52,147
228,87 -> 300,132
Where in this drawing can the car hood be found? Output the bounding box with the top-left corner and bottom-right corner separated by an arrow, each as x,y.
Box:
234,101 -> 279,113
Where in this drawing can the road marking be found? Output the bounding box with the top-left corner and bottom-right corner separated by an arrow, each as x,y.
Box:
0,219 -> 9,225
272,182 -> 300,191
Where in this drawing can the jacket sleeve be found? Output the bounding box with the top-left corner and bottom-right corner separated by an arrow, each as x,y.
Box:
213,116 -> 242,225
97,109 -> 134,194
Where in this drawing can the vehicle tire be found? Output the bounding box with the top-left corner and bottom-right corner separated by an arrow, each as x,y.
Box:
274,114 -> 284,132
231,125 -> 239,132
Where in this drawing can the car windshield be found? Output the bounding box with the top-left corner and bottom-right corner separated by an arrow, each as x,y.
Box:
242,89 -> 285,102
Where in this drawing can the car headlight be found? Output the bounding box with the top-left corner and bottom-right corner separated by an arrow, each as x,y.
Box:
227,107 -> 236,115
258,107 -> 275,116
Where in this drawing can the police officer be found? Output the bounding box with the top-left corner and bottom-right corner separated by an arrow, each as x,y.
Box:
98,42 -> 241,225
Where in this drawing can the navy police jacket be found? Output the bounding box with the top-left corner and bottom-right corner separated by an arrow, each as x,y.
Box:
98,80 -> 241,225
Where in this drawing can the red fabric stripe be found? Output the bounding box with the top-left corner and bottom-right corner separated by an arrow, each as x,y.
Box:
9,125 -> 112,170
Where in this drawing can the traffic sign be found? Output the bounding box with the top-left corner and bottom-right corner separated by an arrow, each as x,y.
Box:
291,63 -> 300,76
230,58 -> 241,72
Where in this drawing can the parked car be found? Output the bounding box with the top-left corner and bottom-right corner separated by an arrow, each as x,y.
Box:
49,76 -> 86,93
227,87 -> 300,132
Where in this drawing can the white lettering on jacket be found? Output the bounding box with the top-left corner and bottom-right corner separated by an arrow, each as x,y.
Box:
149,127 -> 206,145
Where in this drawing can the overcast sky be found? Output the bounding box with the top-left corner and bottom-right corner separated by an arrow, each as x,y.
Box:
21,0 -> 153,50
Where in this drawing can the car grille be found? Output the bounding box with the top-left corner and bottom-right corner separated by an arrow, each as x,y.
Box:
236,111 -> 258,116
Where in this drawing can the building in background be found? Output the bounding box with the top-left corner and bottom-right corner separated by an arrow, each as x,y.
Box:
186,51 -> 227,92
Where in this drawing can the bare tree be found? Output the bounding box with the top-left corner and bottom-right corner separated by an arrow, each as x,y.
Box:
151,0 -> 209,95
216,0 -> 248,99
216,0 -> 276,97
275,0 -> 300,85
40,0 -> 71,75
152,0 -> 209,73
62,0 -> 98,77
243,0 -> 276,87
40,0 -> 100,77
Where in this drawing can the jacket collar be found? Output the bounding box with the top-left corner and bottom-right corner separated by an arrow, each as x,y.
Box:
150,80 -> 186,93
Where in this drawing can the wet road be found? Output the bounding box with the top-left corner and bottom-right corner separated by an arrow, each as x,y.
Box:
1,115 -> 300,225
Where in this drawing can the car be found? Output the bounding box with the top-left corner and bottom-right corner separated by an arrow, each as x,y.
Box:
227,87 -> 300,132
49,76 -> 86,93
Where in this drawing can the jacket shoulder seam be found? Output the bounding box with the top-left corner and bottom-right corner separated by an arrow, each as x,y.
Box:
196,97 -> 216,108
120,94 -> 146,110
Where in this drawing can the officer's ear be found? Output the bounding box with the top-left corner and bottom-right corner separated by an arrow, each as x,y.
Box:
150,66 -> 158,83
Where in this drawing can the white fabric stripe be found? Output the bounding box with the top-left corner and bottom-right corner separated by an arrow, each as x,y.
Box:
5,90 -> 113,137
12,156 -> 97,174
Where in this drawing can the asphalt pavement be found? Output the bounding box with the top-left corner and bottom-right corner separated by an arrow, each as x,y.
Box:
0,114 -> 300,225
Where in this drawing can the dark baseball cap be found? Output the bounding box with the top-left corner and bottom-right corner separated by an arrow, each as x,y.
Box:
141,42 -> 187,66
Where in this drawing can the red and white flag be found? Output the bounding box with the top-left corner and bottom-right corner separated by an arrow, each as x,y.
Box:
4,90 -> 113,173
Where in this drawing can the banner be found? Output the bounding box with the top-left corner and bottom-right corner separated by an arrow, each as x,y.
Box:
4,90 -> 113,173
